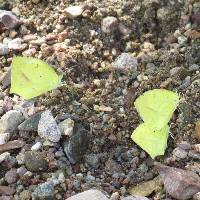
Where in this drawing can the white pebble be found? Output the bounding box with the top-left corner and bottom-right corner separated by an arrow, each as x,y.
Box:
0,133 -> 10,145
31,142 -> 42,151
0,152 -> 10,163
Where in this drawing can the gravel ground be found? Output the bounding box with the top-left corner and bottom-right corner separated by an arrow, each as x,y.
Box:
0,0 -> 200,199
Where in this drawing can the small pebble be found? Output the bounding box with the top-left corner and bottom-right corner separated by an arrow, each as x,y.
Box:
0,110 -> 25,134
64,5 -> 84,19
67,189 -> 109,200
101,16 -> 118,34
5,168 -> 18,184
0,44 -> 9,55
38,110 -> 61,143
0,133 -> 10,145
58,118 -> 74,136
31,181 -> 55,200
0,152 -> 10,163
31,142 -> 42,151
24,151 -> 48,172
172,147 -> 188,159
112,53 -> 138,72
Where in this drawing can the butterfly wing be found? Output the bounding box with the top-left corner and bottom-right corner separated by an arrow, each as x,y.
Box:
134,89 -> 179,130
10,57 -> 62,99
131,123 -> 169,158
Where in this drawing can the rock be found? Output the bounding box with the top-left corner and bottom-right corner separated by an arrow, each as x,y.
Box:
38,110 -> 61,142
179,102 -> 194,123
19,190 -> 31,200
0,196 -> 13,200
191,12 -> 200,25
58,118 -> 74,136
94,105 -> 113,112
31,0 -> 41,4
64,5 -> 84,19
172,147 -> 188,159
184,29 -> 200,40
24,151 -> 48,172
177,36 -> 187,45
193,192 -> 200,200
112,53 -> 138,71
31,142 -> 42,151
17,166 -> 27,177
178,141 -> 191,150
0,133 -> 10,145
31,181 -> 55,200
118,23 -> 131,36
0,110 -> 25,134
0,186 -> 15,196
22,48 -> 36,56
85,154 -> 100,169
11,7 -> 20,16
0,152 -> 10,163
121,196 -> 149,200
195,120 -> 200,141
18,112 -> 42,132
101,16 -> 118,34
0,140 -> 25,153
29,37 -> 45,46
0,44 -> 9,55
105,159 -> 122,174
66,189 -> 109,200
0,10 -> 22,29
189,64 -> 200,72
193,144 -> 200,153
62,123 -> 88,164
129,176 -> 161,197
5,168 -> 18,184
8,38 -> 23,50
188,150 -> 200,160
0,68 -> 11,89
155,163 -> 200,200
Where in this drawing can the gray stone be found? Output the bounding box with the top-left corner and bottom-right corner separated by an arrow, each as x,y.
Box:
38,110 -> 61,142
32,181 -> 55,200
121,196 -> 149,200
101,16 -> 118,34
24,151 -> 48,172
0,110 -> 25,134
5,168 -> 18,184
112,53 -> 138,71
85,154 -> 100,169
118,23 -> 131,36
170,67 -> 182,76
0,44 -> 9,55
62,124 -> 88,164
18,112 -> 42,132
0,10 -> 22,29
66,190 -> 109,200
172,147 -> 188,159
0,68 -> 11,89
189,64 -> 200,72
